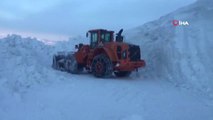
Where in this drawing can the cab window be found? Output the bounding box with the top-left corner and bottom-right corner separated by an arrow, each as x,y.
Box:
105,33 -> 111,42
101,33 -> 111,43
90,33 -> 98,48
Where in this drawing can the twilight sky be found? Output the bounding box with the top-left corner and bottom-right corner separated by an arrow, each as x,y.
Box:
0,0 -> 196,41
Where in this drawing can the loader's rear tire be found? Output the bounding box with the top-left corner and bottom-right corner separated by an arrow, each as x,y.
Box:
92,54 -> 113,78
114,71 -> 131,77
65,56 -> 83,74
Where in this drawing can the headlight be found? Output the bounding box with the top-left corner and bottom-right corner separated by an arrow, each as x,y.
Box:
116,63 -> 120,67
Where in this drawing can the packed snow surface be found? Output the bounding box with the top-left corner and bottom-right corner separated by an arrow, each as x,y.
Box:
1,0 -> 213,120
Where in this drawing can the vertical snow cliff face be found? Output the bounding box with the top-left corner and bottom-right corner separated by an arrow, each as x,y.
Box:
0,35 -> 54,92
125,0 -> 213,97
0,34 -> 88,93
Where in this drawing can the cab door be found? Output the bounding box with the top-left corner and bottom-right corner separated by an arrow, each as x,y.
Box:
90,32 -> 98,48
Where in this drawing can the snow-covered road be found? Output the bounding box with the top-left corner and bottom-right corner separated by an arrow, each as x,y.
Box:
1,70 -> 212,120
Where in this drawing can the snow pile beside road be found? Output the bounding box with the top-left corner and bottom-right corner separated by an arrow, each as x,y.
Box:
0,34 -> 89,94
125,0 -> 213,97
0,35 -> 59,93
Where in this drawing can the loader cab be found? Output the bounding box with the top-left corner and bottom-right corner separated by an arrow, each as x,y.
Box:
87,29 -> 114,48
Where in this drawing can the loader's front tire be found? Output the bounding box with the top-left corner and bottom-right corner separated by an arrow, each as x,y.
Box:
92,54 -> 113,78
65,56 -> 83,74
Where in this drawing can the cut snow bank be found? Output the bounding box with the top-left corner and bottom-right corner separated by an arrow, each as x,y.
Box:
125,0 -> 213,98
0,35 -> 55,93
0,34 -> 88,94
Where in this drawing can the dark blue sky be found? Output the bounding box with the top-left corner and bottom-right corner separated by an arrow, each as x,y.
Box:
0,0 -> 196,40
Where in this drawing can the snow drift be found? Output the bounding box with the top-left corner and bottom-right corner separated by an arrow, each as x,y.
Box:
0,34 -> 90,94
125,0 -> 213,98
0,35 -> 56,93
